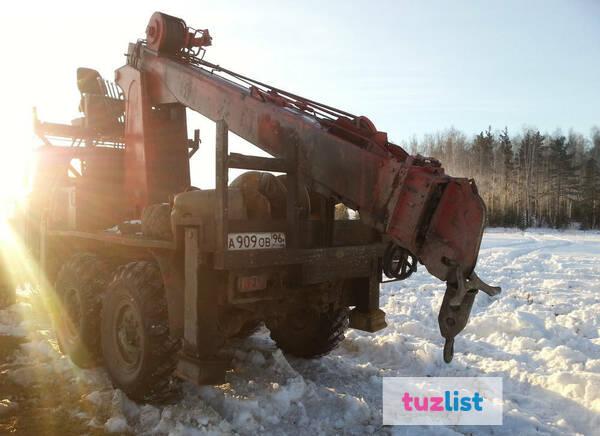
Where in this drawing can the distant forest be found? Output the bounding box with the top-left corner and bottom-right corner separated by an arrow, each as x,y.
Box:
406,126 -> 600,229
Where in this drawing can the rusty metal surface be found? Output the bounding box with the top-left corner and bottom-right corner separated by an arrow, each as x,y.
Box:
47,229 -> 175,250
133,43 -> 487,284
214,243 -> 385,270
34,120 -> 124,145
31,12 -> 492,290
116,65 -> 190,217
27,12 -> 500,368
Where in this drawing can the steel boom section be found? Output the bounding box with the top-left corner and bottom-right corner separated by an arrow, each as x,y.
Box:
135,46 -> 485,284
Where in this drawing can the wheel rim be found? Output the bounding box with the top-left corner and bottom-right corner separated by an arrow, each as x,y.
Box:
115,302 -> 143,368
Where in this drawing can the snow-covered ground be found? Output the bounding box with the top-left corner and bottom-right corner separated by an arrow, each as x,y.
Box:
1,229 -> 599,435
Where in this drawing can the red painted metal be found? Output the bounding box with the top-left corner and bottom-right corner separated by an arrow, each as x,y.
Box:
116,65 -> 190,217
146,12 -> 211,55
125,42 -> 485,283
86,11 -> 495,295
25,12 -> 499,372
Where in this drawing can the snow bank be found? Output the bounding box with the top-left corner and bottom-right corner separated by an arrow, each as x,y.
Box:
0,230 -> 598,435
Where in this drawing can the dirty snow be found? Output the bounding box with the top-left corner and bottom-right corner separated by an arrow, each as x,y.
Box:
0,229 -> 599,435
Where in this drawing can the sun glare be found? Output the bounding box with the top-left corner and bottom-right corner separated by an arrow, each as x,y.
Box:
0,128 -> 34,210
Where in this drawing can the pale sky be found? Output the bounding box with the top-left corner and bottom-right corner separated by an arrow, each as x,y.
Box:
1,1 -> 598,190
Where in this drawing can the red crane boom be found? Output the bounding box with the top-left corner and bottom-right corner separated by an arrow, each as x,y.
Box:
114,12 -> 500,362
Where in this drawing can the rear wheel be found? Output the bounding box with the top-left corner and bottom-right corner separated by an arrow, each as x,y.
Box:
101,261 -> 179,401
268,306 -> 349,357
53,253 -> 111,368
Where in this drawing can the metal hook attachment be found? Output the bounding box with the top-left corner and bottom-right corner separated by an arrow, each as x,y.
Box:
443,338 -> 454,363
450,268 -> 501,307
438,283 -> 478,363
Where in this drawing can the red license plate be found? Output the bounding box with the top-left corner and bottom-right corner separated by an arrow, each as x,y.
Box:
237,275 -> 267,292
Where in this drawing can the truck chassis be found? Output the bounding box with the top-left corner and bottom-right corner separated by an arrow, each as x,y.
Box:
9,12 -> 499,401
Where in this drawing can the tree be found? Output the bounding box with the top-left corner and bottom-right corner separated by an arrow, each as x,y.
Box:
516,129 -> 545,228
407,126 -> 599,229
545,135 -> 575,227
581,158 -> 600,229
472,127 -> 495,221
498,127 -> 515,225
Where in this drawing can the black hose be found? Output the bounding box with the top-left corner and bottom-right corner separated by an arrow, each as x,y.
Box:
383,242 -> 417,280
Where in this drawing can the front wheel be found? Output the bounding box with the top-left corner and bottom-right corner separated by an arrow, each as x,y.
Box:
53,253 -> 111,368
268,306 -> 349,358
101,261 -> 179,401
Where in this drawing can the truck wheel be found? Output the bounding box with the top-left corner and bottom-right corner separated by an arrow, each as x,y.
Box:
141,203 -> 172,240
101,261 -> 179,401
54,253 -> 111,368
268,307 -> 349,357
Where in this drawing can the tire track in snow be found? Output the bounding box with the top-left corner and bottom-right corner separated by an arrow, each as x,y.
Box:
505,239 -> 573,264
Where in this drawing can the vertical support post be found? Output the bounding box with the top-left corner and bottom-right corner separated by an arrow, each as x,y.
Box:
348,259 -> 388,332
215,120 -> 229,252
367,260 -> 382,312
177,225 -> 227,384
320,197 -> 335,247
286,144 -> 300,249
183,227 -> 200,355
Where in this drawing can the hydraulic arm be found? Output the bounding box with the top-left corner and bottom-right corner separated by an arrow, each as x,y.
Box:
118,12 -> 501,361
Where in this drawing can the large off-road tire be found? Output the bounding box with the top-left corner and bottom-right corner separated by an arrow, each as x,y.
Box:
53,253 -> 111,368
141,203 -> 172,240
268,306 -> 349,358
101,261 -> 180,401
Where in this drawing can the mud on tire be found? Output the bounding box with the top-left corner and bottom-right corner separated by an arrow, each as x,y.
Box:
141,203 -> 172,240
101,261 -> 180,401
53,252 -> 111,368
268,306 -> 349,358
